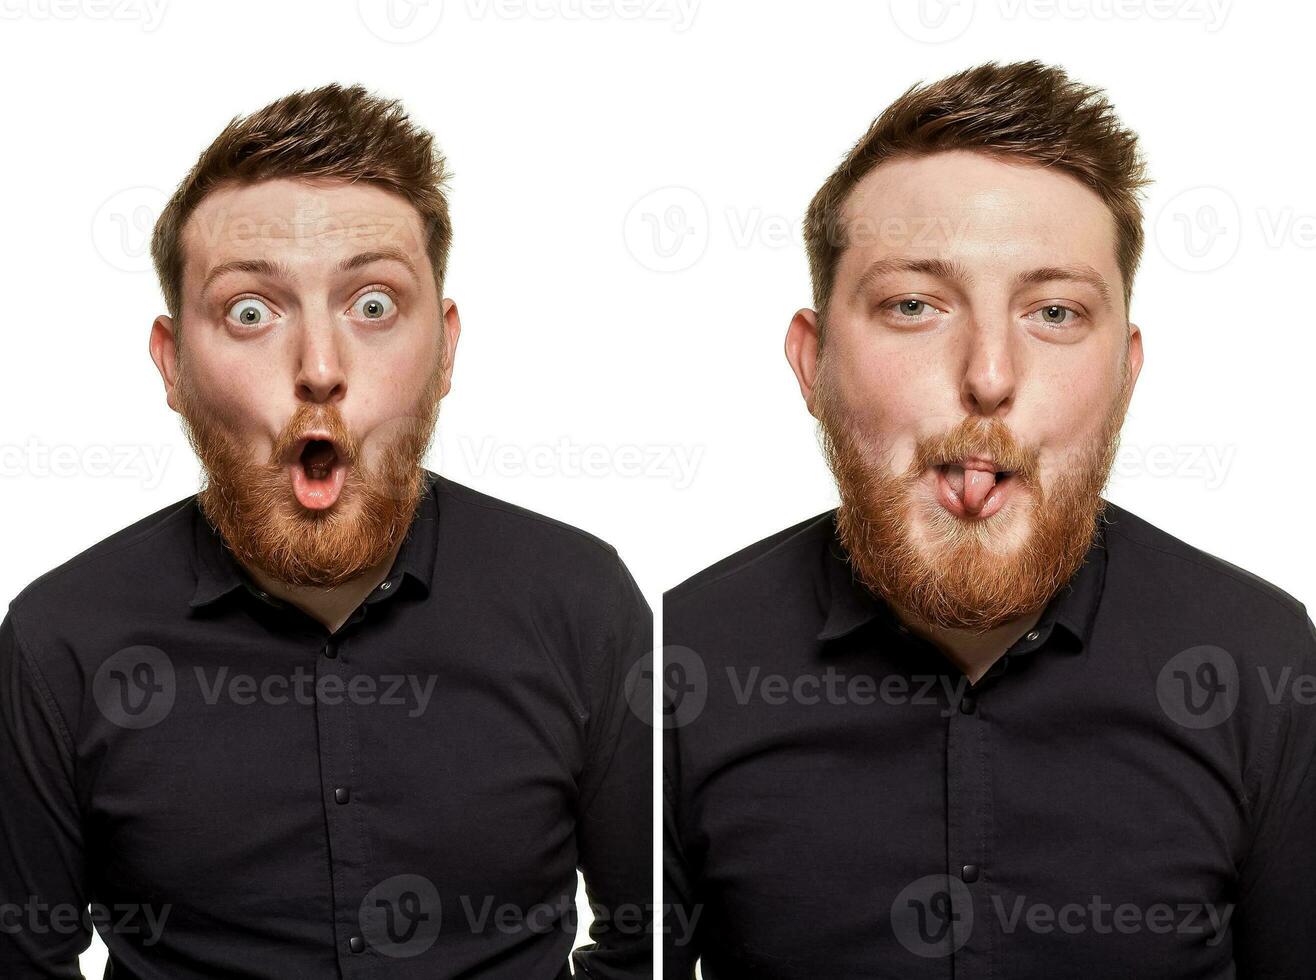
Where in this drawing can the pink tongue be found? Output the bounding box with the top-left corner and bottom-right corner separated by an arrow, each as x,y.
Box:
947,465 -> 998,513
963,468 -> 997,512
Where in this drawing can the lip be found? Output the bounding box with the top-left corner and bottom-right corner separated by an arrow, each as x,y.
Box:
287,431 -> 338,465
288,458 -> 348,510
942,456 -> 1010,475
931,463 -> 1019,521
287,432 -> 348,511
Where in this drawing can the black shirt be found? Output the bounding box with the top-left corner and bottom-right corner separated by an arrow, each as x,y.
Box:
0,469 -> 652,979
663,502 -> 1316,979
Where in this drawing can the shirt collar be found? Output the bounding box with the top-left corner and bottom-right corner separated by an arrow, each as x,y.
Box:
189,468 -> 442,609
817,506 -> 1109,652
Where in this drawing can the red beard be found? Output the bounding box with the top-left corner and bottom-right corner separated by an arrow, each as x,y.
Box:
815,362 -> 1129,633
174,361 -> 443,589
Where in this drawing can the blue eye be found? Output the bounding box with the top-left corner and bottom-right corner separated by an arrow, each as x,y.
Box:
353,289 -> 396,321
896,299 -> 929,317
228,297 -> 275,328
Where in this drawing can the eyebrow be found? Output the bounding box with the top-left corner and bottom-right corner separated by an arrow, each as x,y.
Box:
1014,264 -> 1113,308
853,257 -> 1113,309
202,246 -> 419,294
853,257 -> 973,297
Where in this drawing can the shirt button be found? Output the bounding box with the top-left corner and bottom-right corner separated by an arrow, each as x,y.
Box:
1025,629 -> 1040,642
961,863 -> 981,883
334,787 -> 350,805
255,590 -> 268,600
323,642 -> 337,660
959,695 -> 977,715
379,580 -> 392,591
349,936 -> 364,953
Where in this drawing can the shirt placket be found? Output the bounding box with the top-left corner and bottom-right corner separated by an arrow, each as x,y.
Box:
316,620 -> 366,973
308,580 -> 400,977
945,659 -> 992,980
943,622 -> 1049,980
238,581 -> 378,970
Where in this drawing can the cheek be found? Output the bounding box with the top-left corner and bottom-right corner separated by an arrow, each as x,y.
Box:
830,324 -> 919,400
1033,361 -> 1122,472
184,346 -> 279,434
826,339 -> 944,464
352,344 -> 439,435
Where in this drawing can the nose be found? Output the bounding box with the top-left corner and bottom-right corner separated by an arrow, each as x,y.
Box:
293,320 -> 347,406
959,313 -> 1017,419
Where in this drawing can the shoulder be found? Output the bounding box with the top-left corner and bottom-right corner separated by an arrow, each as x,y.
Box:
4,494 -> 198,728
430,476 -> 649,693
1102,501 -> 1309,631
8,493 -> 197,627
664,510 -> 836,615
433,474 -> 623,569
1100,502 -> 1314,693
430,475 -> 644,626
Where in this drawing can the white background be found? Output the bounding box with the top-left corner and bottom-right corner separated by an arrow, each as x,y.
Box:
1,1 -> 1313,976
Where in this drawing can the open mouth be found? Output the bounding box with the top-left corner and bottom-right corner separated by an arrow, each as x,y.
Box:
288,436 -> 348,510
301,439 -> 337,480
933,461 -> 1018,521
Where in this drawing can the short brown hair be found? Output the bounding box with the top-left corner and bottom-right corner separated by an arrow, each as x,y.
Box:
151,82 -> 452,342
804,60 -> 1150,323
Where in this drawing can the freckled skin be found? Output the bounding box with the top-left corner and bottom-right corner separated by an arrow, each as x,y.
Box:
787,149 -> 1143,552
147,176 -> 462,627
150,176 -> 460,524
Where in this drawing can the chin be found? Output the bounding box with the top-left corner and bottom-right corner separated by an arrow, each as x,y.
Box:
916,481 -> 1033,554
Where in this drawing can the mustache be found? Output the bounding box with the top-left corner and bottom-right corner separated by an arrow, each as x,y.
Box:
268,405 -> 360,469
910,417 -> 1041,486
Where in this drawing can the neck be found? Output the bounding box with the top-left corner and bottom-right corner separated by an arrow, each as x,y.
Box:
244,534 -> 407,635
890,600 -> 1045,686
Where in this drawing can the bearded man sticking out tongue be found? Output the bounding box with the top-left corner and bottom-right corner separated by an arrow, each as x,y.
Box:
664,60 -> 1315,980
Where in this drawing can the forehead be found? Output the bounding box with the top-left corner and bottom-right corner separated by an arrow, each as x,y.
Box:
836,149 -> 1119,283
181,177 -> 429,283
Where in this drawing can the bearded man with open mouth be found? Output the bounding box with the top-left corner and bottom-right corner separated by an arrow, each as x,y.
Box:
0,83 -> 652,980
